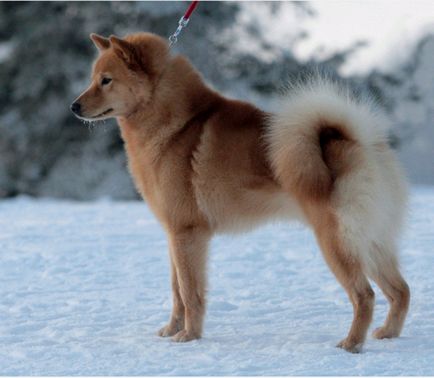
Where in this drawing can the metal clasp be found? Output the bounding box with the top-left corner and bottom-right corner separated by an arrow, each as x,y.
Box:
168,16 -> 190,47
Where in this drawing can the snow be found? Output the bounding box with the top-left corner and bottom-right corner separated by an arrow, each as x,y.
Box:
0,188 -> 433,375
0,42 -> 13,63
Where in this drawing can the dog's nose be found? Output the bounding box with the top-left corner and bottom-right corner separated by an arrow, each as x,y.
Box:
70,102 -> 81,116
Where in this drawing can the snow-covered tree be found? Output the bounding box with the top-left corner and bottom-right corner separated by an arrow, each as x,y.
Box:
0,2 -> 432,199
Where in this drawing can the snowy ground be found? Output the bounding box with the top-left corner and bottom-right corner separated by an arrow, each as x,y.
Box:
0,188 -> 433,375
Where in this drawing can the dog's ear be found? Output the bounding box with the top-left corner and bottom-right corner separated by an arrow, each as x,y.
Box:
90,33 -> 110,51
109,35 -> 141,71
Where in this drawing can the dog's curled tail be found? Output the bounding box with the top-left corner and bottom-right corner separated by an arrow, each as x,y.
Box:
266,79 -> 389,201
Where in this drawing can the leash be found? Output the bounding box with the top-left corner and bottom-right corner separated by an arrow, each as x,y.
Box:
168,1 -> 199,47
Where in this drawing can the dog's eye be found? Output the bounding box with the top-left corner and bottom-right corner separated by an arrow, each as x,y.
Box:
101,77 -> 112,86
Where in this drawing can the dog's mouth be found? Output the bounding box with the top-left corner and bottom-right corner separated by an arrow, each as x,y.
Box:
92,108 -> 113,118
76,108 -> 114,122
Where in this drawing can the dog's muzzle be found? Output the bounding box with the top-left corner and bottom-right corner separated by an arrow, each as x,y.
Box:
70,102 -> 82,116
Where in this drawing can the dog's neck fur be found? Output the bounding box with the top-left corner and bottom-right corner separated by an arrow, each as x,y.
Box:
117,55 -> 221,164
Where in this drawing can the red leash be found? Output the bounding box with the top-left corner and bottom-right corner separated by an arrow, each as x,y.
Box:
184,1 -> 199,19
168,1 -> 199,46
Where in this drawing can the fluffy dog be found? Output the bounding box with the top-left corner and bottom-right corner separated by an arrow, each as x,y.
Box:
71,32 -> 410,353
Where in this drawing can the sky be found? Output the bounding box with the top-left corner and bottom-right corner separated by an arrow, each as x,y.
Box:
236,1 -> 434,76
297,1 -> 434,75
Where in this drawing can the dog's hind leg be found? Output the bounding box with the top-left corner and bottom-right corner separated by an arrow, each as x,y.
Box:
158,252 -> 185,337
313,211 -> 375,353
168,227 -> 211,342
367,244 -> 410,339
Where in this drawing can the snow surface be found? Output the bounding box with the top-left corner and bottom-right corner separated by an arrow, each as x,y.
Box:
0,188 -> 433,375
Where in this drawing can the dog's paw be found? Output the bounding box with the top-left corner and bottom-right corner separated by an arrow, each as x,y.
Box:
372,326 -> 399,339
157,323 -> 180,337
336,338 -> 363,353
172,329 -> 200,343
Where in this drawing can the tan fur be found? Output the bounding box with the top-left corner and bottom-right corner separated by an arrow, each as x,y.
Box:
72,32 -> 410,352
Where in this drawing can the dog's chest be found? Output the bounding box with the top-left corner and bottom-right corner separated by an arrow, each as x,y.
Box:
127,149 -> 164,214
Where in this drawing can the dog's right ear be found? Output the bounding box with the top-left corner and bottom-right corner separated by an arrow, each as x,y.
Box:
90,33 -> 110,51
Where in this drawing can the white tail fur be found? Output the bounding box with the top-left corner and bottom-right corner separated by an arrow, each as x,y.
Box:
266,78 -> 408,274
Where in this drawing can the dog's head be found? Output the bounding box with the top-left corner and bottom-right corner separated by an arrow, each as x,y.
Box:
70,33 -> 169,121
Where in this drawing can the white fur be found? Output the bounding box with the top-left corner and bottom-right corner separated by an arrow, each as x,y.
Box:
267,79 -> 408,274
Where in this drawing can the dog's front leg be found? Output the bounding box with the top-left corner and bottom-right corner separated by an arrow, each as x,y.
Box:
167,227 -> 211,342
158,252 -> 185,337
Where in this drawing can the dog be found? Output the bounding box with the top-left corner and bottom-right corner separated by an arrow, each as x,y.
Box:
71,32 -> 410,353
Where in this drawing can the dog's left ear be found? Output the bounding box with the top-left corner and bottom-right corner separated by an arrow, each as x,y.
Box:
109,35 -> 141,71
90,33 -> 110,51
